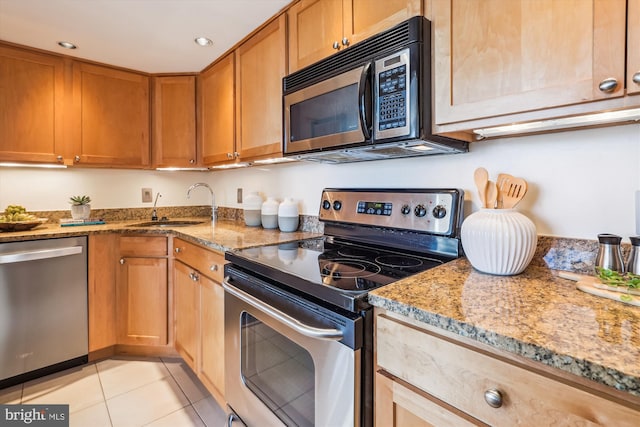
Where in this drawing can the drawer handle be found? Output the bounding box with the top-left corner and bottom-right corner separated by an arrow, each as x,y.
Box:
598,77 -> 618,93
189,272 -> 200,282
633,71 -> 640,85
332,41 -> 340,50
210,264 -> 219,272
484,389 -> 503,408
175,247 -> 183,253
119,258 -> 125,265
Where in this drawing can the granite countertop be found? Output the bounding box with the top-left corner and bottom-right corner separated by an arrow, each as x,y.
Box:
368,258 -> 640,398
0,217 -> 321,251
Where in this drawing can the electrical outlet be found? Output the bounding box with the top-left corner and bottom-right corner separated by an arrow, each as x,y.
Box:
142,188 -> 153,203
237,188 -> 243,204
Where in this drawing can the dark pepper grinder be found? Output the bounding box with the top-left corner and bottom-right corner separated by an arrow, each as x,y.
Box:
627,236 -> 640,274
595,233 -> 624,273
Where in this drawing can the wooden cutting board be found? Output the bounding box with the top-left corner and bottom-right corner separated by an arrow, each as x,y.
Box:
557,271 -> 640,307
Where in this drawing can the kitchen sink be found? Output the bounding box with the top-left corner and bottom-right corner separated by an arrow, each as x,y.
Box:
131,220 -> 205,227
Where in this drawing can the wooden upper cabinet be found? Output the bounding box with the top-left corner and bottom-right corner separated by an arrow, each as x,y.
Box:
235,14 -> 286,161
70,62 -> 150,167
0,44 -> 67,164
152,75 -> 197,168
199,52 -> 235,165
628,0 -> 640,96
288,0 -> 422,72
432,0 -> 627,126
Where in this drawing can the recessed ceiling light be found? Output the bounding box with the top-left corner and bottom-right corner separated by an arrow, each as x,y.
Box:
194,37 -> 213,47
57,41 -> 77,49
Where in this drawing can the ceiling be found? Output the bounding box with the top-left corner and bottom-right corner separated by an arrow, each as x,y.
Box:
0,0 -> 291,73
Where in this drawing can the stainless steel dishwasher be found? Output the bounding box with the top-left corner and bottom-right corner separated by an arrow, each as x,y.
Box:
0,236 -> 88,389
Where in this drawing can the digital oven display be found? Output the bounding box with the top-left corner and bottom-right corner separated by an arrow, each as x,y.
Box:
357,201 -> 392,216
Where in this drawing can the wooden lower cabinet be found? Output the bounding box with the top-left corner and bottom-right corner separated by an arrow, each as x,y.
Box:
116,236 -> 169,347
173,237 -> 227,405
374,310 -> 640,426
88,234 -> 118,353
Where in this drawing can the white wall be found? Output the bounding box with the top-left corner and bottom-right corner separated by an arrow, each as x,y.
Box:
1,123 -> 639,239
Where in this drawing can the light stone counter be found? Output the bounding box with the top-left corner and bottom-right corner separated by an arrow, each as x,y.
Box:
368,257 -> 640,397
0,217 -> 320,251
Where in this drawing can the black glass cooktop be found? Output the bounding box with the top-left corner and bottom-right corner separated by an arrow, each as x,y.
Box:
225,237 -> 445,311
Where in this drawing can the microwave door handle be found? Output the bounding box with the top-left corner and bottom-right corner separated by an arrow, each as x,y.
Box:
223,278 -> 344,341
358,62 -> 372,140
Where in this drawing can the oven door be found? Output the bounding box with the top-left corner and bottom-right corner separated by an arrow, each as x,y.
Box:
224,266 -> 361,427
284,64 -> 372,155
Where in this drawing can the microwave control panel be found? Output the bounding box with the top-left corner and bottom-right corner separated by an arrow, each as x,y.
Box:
374,48 -> 411,139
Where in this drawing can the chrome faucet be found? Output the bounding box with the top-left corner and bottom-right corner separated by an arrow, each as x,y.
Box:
151,192 -> 162,221
187,183 -> 216,224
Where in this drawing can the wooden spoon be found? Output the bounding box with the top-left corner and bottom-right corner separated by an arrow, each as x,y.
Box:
473,167 -> 489,207
496,173 -> 514,208
485,180 -> 498,208
502,177 -> 528,208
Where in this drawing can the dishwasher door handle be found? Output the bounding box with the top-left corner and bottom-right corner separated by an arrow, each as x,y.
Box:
0,246 -> 83,264
223,278 -> 344,341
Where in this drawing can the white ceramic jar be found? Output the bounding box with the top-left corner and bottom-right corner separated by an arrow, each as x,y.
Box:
243,191 -> 263,227
461,209 -> 537,276
261,197 -> 279,229
278,197 -> 299,232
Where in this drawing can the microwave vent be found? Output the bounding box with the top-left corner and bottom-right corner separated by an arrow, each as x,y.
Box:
284,16 -> 424,93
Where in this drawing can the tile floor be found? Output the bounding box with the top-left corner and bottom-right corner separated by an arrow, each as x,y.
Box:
0,356 -> 228,427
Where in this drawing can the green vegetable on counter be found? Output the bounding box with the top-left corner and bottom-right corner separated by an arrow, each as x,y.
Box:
596,267 -> 640,289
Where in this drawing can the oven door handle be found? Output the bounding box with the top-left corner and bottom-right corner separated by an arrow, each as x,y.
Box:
223,278 -> 344,341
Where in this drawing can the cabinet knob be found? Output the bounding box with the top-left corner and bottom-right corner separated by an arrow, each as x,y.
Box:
598,77 -> 619,93
175,247 -> 182,253
234,152 -> 239,158
189,159 -> 195,164
227,153 -> 234,159
210,264 -> 219,272
56,155 -> 63,162
633,71 -> 640,85
332,41 -> 340,50
189,271 -> 199,282
341,37 -> 350,47
74,155 -> 80,162
119,258 -> 125,265
484,389 -> 503,408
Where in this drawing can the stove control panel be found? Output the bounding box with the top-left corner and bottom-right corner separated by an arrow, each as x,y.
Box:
319,188 -> 464,236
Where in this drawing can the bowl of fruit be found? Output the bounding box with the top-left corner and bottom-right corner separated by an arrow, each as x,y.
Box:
0,205 -> 47,232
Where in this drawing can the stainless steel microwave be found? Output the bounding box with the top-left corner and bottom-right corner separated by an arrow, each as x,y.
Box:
283,16 -> 467,163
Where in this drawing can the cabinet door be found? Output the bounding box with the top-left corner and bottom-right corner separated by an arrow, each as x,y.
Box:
199,273 -> 225,404
345,0 -> 423,46
0,44 -> 67,164
199,53 -> 235,165
628,0 -> 640,96
288,0 -> 343,72
235,14 -> 286,160
433,0 -> 627,125
174,260 -> 199,370
117,256 -> 168,346
88,234 -> 118,353
152,75 -> 197,168
71,62 -> 150,167
375,371 -> 480,427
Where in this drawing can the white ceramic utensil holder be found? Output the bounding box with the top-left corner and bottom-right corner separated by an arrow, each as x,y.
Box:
461,209 -> 537,275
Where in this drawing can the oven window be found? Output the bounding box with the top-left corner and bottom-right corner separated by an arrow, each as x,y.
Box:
241,312 -> 315,427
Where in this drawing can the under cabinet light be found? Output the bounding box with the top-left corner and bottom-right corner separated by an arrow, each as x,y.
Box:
251,157 -> 298,165
474,108 -> 640,139
155,167 -> 209,171
0,162 -> 67,169
208,162 -> 251,170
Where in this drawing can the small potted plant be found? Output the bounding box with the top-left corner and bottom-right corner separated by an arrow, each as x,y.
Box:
69,195 -> 92,220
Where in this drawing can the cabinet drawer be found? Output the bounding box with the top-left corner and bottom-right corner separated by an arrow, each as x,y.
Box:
173,238 -> 226,282
376,314 -> 639,426
120,236 -> 167,256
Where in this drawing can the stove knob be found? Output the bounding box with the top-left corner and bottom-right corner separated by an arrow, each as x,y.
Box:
333,200 -> 342,211
322,200 -> 331,210
401,204 -> 411,215
432,205 -> 447,219
414,204 -> 427,217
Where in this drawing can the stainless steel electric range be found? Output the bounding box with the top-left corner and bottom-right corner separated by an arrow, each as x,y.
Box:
223,188 -> 465,427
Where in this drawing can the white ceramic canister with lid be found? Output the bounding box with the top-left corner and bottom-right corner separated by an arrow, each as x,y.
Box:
243,191 -> 263,227
261,196 -> 279,229
278,197 -> 299,232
